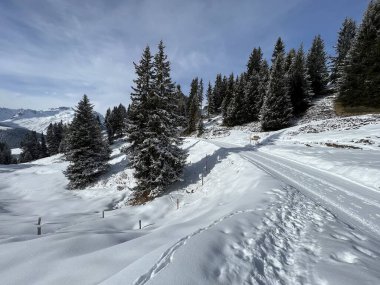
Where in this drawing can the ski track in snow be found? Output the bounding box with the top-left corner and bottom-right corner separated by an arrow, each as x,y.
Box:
239,151 -> 380,236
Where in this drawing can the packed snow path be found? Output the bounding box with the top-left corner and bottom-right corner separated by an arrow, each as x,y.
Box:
210,140 -> 380,238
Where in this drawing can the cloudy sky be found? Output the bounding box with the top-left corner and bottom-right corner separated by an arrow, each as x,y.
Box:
0,0 -> 369,113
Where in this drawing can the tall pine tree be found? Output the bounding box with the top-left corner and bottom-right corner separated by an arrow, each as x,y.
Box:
338,0 -> 380,108
127,42 -> 186,198
287,45 -> 313,115
331,18 -> 357,86
261,41 -> 293,131
64,95 -> 110,189
307,35 -> 329,96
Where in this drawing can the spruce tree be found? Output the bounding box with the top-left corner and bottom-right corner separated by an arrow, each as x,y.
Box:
307,35 -> 329,96
19,131 -> 40,162
187,78 -> 199,113
213,74 -> 224,112
285,48 -> 296,73
244,47 -> 264,122
225,75 -> 246,126
126,46 -> 155,154
331,18 -> 357,85
0,142 -> 12,164
221,73 -> 235,115
64,95 -> 110,189
39,133 -> 48,158
257,60 -> 270,112
261,42 -> 293,131
127,42 -> 186,197
338,0 -> 380,108
187,92 -> 200,133
206,82 -> 216,116
198,78 -> 204,110
271,37 -> 285,66
247,47 -> 263,76
287,45 -> 313,115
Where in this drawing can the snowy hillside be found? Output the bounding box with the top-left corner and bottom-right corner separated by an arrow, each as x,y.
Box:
0,114 -> 379,284
0,107 -> 75,133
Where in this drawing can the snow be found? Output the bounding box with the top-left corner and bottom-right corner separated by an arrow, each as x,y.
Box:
0,115 -> 380,284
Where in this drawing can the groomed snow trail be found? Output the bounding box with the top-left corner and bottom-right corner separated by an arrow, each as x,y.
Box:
211,140 -> 380,238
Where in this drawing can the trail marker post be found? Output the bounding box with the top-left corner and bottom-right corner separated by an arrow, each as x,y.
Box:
139,220 -> 142,229
177,198 -> 179,210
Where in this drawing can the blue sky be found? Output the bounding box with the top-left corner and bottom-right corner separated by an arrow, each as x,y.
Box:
0,0 -> 370,113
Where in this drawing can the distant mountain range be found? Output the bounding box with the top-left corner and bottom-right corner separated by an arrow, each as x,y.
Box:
0,107 -> 104,148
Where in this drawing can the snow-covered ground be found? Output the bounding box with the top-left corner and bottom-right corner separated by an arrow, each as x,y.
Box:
1,114 -> 380,284
0,107 -> 75,133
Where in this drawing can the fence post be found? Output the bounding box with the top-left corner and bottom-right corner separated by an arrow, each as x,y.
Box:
37,226 -> 41,235
139,220 -> 142,229
37,217 -> 41,225
177,198 -> 179,210
102,210 -> 105,218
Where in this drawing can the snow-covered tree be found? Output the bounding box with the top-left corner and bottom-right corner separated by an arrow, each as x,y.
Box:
0,142 -> 12,164
287,45 -> 313,115
261,42 -> 293,131
331,18 -> 357,85
338,0 -> 380,108
221,73 -> 235,115
225,75 -> 247,126
39,133 -> 48,158
64,95 -> 110,189
271,37 -> 285,66
127,42 -> 187,197
19,131 -> 40,162
206,82 -> 216,116
307,35 -> 329,96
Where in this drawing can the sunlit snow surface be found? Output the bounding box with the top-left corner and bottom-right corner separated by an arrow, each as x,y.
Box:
0,115 -> 380,284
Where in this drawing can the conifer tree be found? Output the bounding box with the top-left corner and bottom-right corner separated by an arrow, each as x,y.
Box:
247,47 -> 263,76
221,73 -> 235,115
285,48 -> 296,73
187,92 -> 200,133
19,131 -> 41,162
64,95 -> 110,189
338,0 -> 380,108
225,75 -> 246,126
213,74 -> 224,112
198,78 -> 204,110
174,84 -> 187,127
261,42 -> 293,131
127,42 -> 186,197
271,37 -> 285,65
244,47 -> 264,122
39,133 -> 48,158
187,78 -> 199,113
331,18 -> 357,85
287,45 -> 313,115
206,82 -> 216,116
126,46 -> 155,153
257,60 -> 270,112
307,35 -> 329,96
0,142 -> 12,164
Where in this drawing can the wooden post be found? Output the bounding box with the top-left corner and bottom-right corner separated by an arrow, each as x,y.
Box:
177,198 -> 179,210
102,210 -> 105,218
37,226 -> 41,235
37,217 -> 41,225
139,220 -> 142,229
